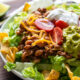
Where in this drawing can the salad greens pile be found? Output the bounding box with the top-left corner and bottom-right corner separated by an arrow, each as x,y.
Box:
7,12 -> 27,47
54,3 -> 80,15
4,55 -> 69,80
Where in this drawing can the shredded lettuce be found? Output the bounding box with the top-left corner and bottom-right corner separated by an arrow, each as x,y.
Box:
9,34 -> 22,47
7,12 -> 27,47
8,12 -> 27,37
54,3 -> 80,15
4,62 -> 16,72
15,51 -> 22,62
67,58 -> 80,67
15,62 -> 34,72
73,66 -> 80,77
22,67 -> 36,78
35,68 -> 44,80
22,67 -> 44,80
35,63 -> 52,70
49,55 -> 65,72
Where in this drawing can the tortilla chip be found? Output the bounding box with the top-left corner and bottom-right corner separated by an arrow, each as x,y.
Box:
65,65 -> 80,80
46,69 -> 60,80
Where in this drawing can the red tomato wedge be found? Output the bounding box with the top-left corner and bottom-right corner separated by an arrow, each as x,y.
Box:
34,19 -> 54,32
53,27 -> 63,45
55,20 -> 69,29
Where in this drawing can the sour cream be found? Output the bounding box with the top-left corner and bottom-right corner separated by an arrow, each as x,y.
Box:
47,8 -> 79,25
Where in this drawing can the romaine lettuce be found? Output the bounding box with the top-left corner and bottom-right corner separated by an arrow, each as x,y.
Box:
8,12 -> 27,47
49,55 -> 65,72
4,62 -> 16,72
15,51 -> 22,61
22,67 -> 44,80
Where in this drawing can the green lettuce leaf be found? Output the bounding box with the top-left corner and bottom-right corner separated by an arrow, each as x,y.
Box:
8,12 -> 27,37
22,67 -> 35,78
35,63 -> 52,70
7,12 -> 27,47
73,66 -> 80,77
15,51 -> 22,61
67,58 -> 80,67
54,3 -> 80,15
22,67 -> 44,80
49,55 -> 65,72
15,62 -> 34,72
9,34 -> 22,47
4,62 -> 16,72
35,68 -> 44,80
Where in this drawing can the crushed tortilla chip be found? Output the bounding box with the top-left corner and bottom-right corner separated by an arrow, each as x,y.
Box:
65,65 -> 80,80
23,2 -> 31,12
0,33 -> 8,42
46,69 -> 60,80
6,47 -> 18,63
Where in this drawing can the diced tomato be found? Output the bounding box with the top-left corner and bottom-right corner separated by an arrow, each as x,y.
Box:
34,19 -> 54,32
52,19 -> 56,24
55,20 -> 69,29
52,27 -> 63,45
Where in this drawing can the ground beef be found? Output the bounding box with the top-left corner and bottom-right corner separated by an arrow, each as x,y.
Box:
57,51 -> 72,59
16,8 -> 71,63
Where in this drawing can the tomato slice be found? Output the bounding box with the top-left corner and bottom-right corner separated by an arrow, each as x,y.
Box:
34,19 -> 54,32
53,27 -> 63,45
55,20 -> 69,29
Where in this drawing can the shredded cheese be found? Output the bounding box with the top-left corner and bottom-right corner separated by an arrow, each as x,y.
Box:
0,33 -> 8,42
27,14 -> 37,25
32,38 -> 52,46
21,21 -> 40,33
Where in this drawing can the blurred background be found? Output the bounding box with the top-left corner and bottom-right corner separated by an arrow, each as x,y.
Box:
0,0 -> 80,80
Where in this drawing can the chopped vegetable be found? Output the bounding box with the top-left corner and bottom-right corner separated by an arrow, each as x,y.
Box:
22,67 -> 44,80
49,55 -> 65,72
34,19 -> 54,32
35,64 -> 52,70
73,66 -> 80,77
4,62 -> 16,72
22,67 -> 35,78
54,3 -> 80,15
55,20 -> 69,29
35,68 -> 44,80
52,27 -> 63,45
8,12 -> 27,37
9,34 -> 22,47
15,51 -> 22,61
15,62 -> 34,72
67,58 -> 80,67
